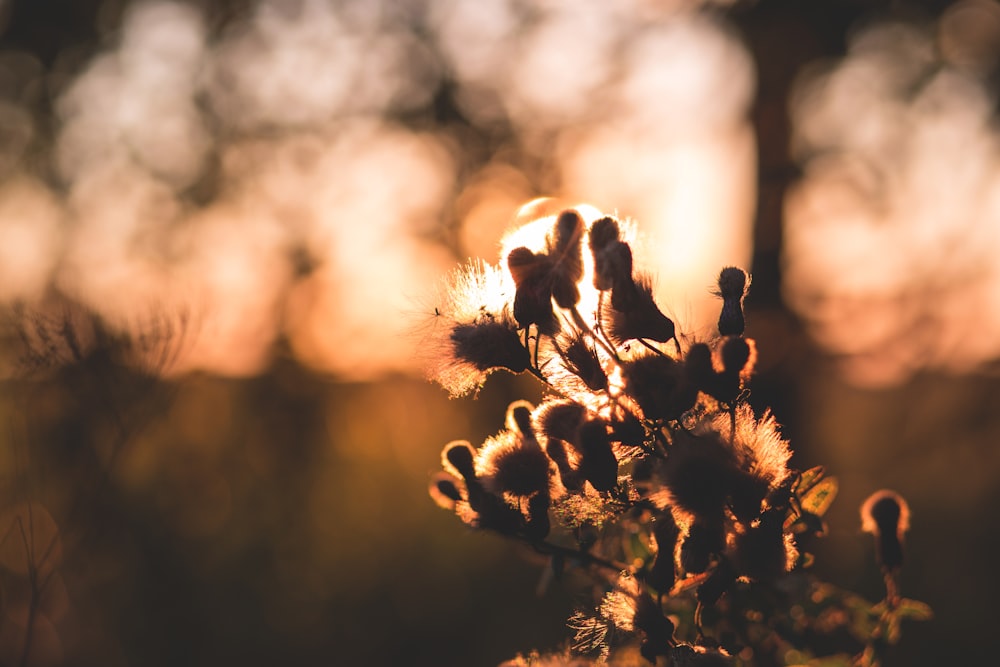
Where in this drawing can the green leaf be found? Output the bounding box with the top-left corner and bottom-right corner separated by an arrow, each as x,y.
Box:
895,598 -> 933,621
795,466 -> 826,495
800,477 -> 838,518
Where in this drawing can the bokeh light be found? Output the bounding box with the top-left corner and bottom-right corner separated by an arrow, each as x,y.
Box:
0,1 -> 994,666
785,2 -> 1000,386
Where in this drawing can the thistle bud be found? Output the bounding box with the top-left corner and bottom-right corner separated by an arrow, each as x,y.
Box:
560,335 -> 609,392
476,431 -> 552,499
443,440 -> 487,511
549,210 -> 585,308
541,437 -> 582,492
525,492 -> 551,540
648,512 -> 679,594
603,275 -> 676,345
589,216 -> 628,291
443,440 -> 477,481
861,489 -> 910,571
621,354 -> 696,422
506,400 -> 536,440
720,337 -> 752,375
451,321 -> 531,375
578,420 -> 619,492
715,267 -> 749,337
634,593 -> 675,662
508,246 -> 557,334
534,400 -> 586,444
429,473 -> 463,510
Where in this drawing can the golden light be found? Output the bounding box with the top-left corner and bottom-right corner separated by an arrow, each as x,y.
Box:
784,11 -> 1000,386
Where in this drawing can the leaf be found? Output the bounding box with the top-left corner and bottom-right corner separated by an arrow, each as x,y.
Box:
800,477 -> 838,518
895,598 -> 933,621
796,551 -> 816,568
788,511 -> 827,536
626,528 -> 652,564
795,466 -> 826,495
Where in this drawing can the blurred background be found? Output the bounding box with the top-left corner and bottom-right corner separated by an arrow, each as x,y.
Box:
0,0 -> 997,664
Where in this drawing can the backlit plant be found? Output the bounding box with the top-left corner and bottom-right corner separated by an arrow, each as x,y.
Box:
427,206 -> 931,666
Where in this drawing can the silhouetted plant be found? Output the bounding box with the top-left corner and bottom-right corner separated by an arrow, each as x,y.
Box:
427,207 -> 931,666
0,296 -> 191,666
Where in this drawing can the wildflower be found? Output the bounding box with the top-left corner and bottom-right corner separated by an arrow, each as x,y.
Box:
861,489 -> 910,571
426,204 -> 929,666
710,405 -> 793,513
534,399 -> 588,443
714,267 -> 749,337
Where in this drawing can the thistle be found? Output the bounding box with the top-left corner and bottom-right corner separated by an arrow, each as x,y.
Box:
425,206 -> 930,666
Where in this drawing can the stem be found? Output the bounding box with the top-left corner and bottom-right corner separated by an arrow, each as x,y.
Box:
528,538 -> 631,575
571,306 -> 621,364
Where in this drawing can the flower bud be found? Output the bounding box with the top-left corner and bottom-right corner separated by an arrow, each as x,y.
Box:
647,512 -> 679,594
443,440 -> 477,481
589,216 -> 628,291
429,473 -> 463,510
861,489 -> 910,571
560,335 -> 608,392
603,275 -> 676,345
506,400 -> 536,439
578,420 -> 618,492
508,246 -> 557,334
715,267 -> 749,337
451,321 -> 531,375
549,210 -> 585,308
